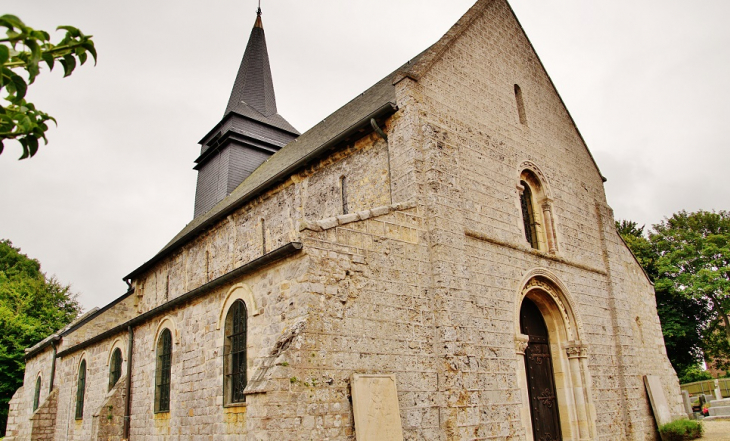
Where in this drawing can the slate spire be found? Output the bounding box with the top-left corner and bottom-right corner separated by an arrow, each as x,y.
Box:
193,7 -> 298,219
225,7 -> 277,118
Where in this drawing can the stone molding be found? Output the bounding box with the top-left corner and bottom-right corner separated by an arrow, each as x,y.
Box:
515,334 -> 529,355
464,229 -> 606,276
151,316 -> 180,350
298,200 -> 417,232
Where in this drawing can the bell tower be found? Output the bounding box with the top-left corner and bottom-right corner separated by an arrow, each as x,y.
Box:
193,8 -> 299,218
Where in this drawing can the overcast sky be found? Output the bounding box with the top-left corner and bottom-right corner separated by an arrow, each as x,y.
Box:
1,0 -> 728,310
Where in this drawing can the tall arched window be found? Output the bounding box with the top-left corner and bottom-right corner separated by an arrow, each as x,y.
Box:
520,180 -> 538,248
155,329 -> 172,413
224,300 -> 248,405
518,167 -> 559,253
75,360 -> 86,419
33,376 -> 41,412
109,348 -> 123,391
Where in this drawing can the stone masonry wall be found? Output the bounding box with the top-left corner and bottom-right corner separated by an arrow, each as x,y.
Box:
29,388 -> 58,440
393,0 -> 683,439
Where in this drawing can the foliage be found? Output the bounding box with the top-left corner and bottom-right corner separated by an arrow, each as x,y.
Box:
678,364 -> 713,384
0,14 -> 96,159
0,240 -> 81,436
652,211 -> 730,372
617,218 -> 710,376
658,419 -> 703,441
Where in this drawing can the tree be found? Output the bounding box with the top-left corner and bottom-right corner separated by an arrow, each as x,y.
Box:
617,219 -> 710,382
0,239 -> 82,436
651,211 -> 730,373
0,14 -> 96,159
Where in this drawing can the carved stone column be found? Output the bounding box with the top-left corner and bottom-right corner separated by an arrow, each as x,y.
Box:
566,342 -> 591,440
541,201 -> 557,254
515,334 -> 533,441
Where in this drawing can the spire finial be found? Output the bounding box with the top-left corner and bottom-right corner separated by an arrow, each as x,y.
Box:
257,0 -> 261,16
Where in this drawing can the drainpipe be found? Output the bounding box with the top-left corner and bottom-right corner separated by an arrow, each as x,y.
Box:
123,325 -> 134,440
49,336 -> 59,392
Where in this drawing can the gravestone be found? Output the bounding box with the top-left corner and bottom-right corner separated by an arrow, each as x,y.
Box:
644,375 -> 673,426
351,374 -> 404,441
681,390 -> 693,416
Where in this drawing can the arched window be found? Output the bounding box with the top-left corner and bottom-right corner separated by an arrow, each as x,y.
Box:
520,180 -> 538,248
33,376 -> 41,412
75,360 -> 86,419
518,168 -> 558,253
155,329 -> 172,413
109,348 -> 123,391
224,300 -> 247,405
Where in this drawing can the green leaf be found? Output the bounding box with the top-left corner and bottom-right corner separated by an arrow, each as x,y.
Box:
59,54 -> 75,77
26,134 -> 38,157
41,52 -> 54,71
0,46 -> 9,64
0,140 -> 3,155
11,75 -> 27,100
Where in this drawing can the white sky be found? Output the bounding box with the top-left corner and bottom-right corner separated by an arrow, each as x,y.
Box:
1,1 -> 728,310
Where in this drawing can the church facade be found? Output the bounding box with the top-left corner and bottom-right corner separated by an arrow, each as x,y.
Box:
5,1 -> 684,440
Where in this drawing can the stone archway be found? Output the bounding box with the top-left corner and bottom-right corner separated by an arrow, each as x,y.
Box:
514,273 -> 597,441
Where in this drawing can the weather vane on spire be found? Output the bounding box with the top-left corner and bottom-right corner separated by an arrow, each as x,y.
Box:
257,0 -> 262,15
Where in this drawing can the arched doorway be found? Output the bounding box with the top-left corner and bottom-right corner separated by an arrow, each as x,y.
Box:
514,272 -> 597,441
521,297 -> 562,441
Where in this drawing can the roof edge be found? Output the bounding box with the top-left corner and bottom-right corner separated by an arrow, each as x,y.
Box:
394,0 -> 496,84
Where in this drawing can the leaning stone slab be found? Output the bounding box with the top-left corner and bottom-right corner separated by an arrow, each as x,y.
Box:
644,375 -> 673,426
351,374 -> 404,441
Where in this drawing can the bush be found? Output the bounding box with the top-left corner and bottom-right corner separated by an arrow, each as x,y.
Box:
679,365 -> 713,384
658,419 -> 704,441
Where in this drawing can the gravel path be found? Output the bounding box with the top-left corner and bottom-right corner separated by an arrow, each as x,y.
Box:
700,418 -> 730,440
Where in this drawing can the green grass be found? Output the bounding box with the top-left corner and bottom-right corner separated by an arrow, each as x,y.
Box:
658,419 -> 704,441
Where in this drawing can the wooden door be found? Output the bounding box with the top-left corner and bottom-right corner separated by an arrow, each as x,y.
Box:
520,298 -> 562,441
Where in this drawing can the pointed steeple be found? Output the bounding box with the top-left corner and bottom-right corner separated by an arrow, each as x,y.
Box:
193,7 -> 299,219
225,8 -> 278,118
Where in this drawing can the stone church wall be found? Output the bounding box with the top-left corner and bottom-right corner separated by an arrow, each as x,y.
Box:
6,1 -> 685,439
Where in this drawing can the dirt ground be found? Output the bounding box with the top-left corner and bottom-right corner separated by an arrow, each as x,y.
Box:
700,418 -> 730,440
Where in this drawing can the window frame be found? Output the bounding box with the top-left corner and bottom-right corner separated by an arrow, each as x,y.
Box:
75,360 -> 86,420
223,299 -> 248,406
33,375 -> 41,412
109,347 -> 123,391
154,329 -> 172,413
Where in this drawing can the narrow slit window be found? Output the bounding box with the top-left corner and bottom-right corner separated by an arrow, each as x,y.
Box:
520,180 -> 538,248
33,376 -> 41,412
340,176 -> 349,214
75,360 -> 86,419
261,219 -> 266,254
155,329 -> 172,413
224,300 -> 248,405
515,84 -> 527,125
109,348 -> 123,391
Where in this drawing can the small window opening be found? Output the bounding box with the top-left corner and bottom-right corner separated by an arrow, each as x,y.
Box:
515,84 -> 527,125
75,360 -> 86,419
520,180 -> 538,248
33,376 -> 41,412
340,176 -> 349,214
261,219 -> 267,254
109,348 -> 123,391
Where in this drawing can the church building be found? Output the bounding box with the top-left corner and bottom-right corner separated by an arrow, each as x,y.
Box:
5,1 -> 684,439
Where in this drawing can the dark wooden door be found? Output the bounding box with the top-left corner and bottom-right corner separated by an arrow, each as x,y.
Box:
520,298 -> 562,441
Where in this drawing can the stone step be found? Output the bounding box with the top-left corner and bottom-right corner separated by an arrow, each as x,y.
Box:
709,405 -> 730,417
